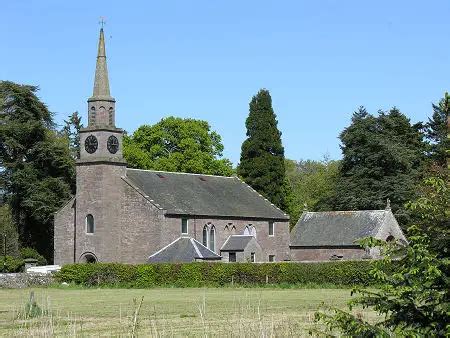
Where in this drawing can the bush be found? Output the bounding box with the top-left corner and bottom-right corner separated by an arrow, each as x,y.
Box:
55,261 -> 390,288
20,247 -> 47,266
0,256 -> 25,272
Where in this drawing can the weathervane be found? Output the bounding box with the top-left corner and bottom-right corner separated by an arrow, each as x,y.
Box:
99,17 -> 106,29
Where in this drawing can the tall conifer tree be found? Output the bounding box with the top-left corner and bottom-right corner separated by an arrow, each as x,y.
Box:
238,89 -> 288,211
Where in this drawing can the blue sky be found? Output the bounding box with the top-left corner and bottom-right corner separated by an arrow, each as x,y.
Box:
2,1 -> 449,165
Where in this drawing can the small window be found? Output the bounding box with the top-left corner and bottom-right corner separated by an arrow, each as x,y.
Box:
250,252 -> 255,263
209,226 -> 216,252
229,252 -> 236,262
268,255 -> 275,262
202,225 -> 208,247
269,222 -> 274,236
181,218 -> 188,234
86,214 -> 94,233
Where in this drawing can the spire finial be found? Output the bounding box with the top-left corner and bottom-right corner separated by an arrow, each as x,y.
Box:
99,16 -> 106,29
385,198 -> 391,211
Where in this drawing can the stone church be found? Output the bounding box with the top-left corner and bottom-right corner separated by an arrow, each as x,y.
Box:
54,28 -> 291,265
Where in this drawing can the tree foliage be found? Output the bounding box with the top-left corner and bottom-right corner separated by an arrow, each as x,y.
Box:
238,89 -> 288,211
424,92 -> 449,168
123,117 -> 234,176
285,157 -> 340,225
60,111 -> 83,159
329,106 -> 425,224
313,176 -> 450,337
0,205 -> 19,257
0,81 -> 75,260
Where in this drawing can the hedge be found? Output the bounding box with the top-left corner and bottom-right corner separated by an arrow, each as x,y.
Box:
55,261 -> 393,288
0,256 -> 25,272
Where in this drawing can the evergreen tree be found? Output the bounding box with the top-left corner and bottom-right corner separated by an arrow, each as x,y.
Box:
424,92 -> 449,168
0,81 -> 75,260
238,89 -> 288,211
61,111 -> 83,159
330,106 -> 425,225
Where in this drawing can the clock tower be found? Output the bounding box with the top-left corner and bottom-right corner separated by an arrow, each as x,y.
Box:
75,27 -> 126,263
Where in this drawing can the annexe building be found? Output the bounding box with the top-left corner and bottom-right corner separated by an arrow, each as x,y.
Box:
289,203 -> 407,262
53,28 -> 290,265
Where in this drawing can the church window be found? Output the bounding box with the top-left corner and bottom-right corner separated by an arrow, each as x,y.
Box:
202,225 -> 208,247
268,255 -> 275,262
86,214 -> 94,233
386,235 -> 394,242
229,252 -> 236,262
181,218 -> 188,234
243,225 -> 250,235
250,252 -> 255,263
269,222 -> 274,236
209,226 -> 216,252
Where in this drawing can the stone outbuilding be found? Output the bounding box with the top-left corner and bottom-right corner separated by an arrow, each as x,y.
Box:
289,205 -> 407,262
220,235 -> 264,262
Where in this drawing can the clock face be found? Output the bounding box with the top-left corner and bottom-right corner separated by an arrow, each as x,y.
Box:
107,135 -> 119,154
84,135 -> 98,154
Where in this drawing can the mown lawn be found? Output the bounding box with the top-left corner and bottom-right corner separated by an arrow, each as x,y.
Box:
0,287 -> 376,336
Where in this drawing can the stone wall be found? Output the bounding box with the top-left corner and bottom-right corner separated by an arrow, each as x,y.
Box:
0,273 -> 53,288
54,198 -> 75,265
289,247 -> 366,262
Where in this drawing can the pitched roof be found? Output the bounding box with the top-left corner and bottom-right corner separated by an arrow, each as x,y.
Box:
220,235 -> 255,252
290,210 -> 391,247
148,237 -> 221,263
126,169 -> 288,220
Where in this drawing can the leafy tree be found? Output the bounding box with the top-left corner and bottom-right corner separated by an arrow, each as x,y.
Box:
0,81 -> 75,261
424,92 -> 449,168
313,176 -> 449,336
0,205 -> 19,257
285,157 -> 340,226
330,106 -> 425,224
61,111 -> 83,159
238,89 -> 288,211
123,117 -> 234,176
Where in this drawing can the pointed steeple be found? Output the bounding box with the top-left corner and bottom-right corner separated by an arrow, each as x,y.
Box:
88,27 -> 116,128
92,28 -> 112,99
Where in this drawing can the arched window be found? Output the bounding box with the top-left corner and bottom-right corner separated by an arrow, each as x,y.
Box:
209,226 -> 216,252
231,225 -> 236,234
386,235 -> 394,242
250,226 -> 257,238
86,214 -> 94,233
80,252 -> 97,263
202,225 -> 208,247
243,225 -> 250,235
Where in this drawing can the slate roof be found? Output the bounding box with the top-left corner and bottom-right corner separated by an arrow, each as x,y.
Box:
126,169 -> 288,220
290,210 -> 390,247
220,235 -> 255,252
148,237 -> 221,263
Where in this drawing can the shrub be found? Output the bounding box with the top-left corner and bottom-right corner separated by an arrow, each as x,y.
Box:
0,255 -> 25,272
20,247 -> 47,266
55,261 -> 388,288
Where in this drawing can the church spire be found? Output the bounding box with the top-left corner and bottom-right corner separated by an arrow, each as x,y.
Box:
92,27 -> 112,98
88,26 -> 115,128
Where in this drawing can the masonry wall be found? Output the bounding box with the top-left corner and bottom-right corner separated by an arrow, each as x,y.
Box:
54,198 -> 75,265
289,247 -> 366,262
163,216 -> 290,262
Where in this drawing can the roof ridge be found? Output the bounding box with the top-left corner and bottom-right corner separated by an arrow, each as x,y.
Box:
305,210 -> 387,214
147,237 -> 182,259
126,167 -> 235,179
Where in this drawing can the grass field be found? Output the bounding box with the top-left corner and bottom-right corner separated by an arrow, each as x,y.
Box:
0,287 -> 376,336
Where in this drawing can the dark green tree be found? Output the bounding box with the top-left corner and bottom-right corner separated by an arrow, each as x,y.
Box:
330,106 -> 425,225
0,81 -> 75,260
61,111 -> 83,159
123,117 -> 234,176
424,92 -> 449,168
238,89 -> 288,211
0,205 -> 19,257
